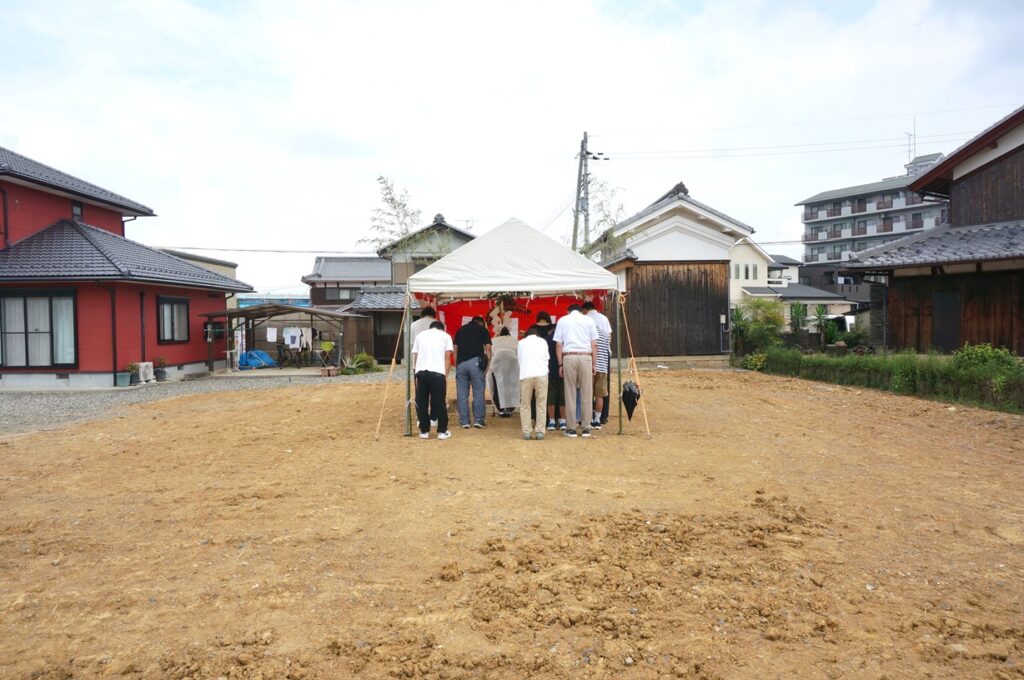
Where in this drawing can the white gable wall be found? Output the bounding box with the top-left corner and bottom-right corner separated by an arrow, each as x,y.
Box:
623,213 -> 735,262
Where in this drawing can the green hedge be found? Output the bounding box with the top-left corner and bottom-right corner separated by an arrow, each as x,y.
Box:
755,345 -> 1024,412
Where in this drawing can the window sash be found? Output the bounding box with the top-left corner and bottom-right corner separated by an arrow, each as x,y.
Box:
0,293 -> 76,367
158,298 -> 190,343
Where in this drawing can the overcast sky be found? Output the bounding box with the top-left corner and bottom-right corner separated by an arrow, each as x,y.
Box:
2,0 -> 1022,293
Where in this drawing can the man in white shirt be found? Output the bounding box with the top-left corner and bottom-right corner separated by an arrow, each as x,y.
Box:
410,306 -> 438,425
411,320 -> 453,439
583,301 -> 612,429
553,303 -> 598,438
409,306 -> 437,345
517,325 -> 550,440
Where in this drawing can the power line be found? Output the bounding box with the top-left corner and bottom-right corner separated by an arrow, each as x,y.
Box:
590,103 -> 1015,138
605,139 -> 971,160
603,131 -> 972,156
540,193 -> 575,232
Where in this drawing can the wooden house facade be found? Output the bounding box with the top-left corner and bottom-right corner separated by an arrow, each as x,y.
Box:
847,105 -> 1024,354
594,183 -> 755,358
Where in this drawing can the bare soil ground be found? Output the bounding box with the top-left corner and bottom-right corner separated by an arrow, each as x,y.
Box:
1,370 -> 1022,679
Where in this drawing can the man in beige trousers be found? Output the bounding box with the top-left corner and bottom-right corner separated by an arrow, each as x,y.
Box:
553,303 -> 598,438
517,325 -> 550,440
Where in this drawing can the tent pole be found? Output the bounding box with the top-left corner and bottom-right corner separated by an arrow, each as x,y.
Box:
404,290 -> 413,436
616,291 -> 623,435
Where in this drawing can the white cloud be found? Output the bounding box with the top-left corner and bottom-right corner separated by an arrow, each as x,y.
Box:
1,0 -> 1021,291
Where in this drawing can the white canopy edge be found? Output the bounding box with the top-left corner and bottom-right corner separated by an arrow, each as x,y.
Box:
407,218 -> 618,296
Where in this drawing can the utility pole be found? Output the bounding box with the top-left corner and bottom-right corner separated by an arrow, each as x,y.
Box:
571,131 -> 607,252
571,133 -> 587,251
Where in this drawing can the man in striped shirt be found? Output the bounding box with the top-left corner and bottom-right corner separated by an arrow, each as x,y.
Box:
583,301 -> 612,430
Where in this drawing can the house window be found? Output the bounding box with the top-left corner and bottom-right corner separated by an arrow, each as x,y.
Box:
71,201 -> 83,220
744,264 -> 750,280
157,297 -> 189,343
751,264 -> 758,279
0,291 -> 76,367
325,287 -> 354,302
733,263 -> 740,279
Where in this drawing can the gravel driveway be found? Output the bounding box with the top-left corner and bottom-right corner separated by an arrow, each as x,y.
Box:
0,372 -> 399,435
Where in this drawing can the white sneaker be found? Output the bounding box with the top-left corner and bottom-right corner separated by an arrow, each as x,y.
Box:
419,432 -> 430,439
430,419 -> 438,428
437,431 -> 452,440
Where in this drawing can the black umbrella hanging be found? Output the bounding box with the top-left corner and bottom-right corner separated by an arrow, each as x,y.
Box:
621,380 -> 641,421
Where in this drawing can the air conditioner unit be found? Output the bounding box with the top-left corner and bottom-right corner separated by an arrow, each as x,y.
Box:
138,361 -> 155,383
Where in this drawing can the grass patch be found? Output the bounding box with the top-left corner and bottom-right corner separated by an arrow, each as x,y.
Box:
755,344 -> 1024,413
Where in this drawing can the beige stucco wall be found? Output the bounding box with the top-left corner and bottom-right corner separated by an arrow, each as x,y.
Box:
728,241 -> 772,307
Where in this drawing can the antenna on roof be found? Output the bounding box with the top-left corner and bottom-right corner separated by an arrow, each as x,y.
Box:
904,115 -> 917,164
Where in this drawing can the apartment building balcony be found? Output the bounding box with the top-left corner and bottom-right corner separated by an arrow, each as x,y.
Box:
877,223 -> 894,233
803,232 -> 819,242
826,252 -> 842,261
804,253 -> 820,263
826,229 -> 843,239
852,225 -> 868,236
803,196 -> 912,223
905,193 -> 924,206
909,218 -> 924,230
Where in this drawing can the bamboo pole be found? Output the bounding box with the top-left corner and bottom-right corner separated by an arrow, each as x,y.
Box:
618,292 -> 651,438
615,291 -> 623,435
373,293 -> 412,442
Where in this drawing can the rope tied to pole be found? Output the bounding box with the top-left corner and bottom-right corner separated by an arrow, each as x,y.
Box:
617,291 -> 652,439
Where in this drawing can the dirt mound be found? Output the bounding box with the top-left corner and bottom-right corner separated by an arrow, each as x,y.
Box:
334,493 -> 844,678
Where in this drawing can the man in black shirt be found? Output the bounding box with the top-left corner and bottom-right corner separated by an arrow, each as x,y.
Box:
453,316 -> 492,428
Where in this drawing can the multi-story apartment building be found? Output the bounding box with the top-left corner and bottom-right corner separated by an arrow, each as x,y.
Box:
796,154 -> 949,294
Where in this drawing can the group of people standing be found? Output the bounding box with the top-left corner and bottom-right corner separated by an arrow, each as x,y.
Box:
409,301 -> 612,440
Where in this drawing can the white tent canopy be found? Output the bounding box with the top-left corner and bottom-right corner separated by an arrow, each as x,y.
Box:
407,218 -> 617,297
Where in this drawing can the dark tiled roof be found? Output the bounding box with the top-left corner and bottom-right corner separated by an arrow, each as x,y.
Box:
301,256 -> 391,284
343,285 -> 420,312
768,253 -> 802,266
377,213 -> 476,256
0,219 -> 252,291
613,182 -> 755,236
0,146 -> 154,216
846,220 -> 1024,270
742,283 -> 844,300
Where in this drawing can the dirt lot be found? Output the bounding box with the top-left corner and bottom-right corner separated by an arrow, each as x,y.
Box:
1,370 -> 1022,679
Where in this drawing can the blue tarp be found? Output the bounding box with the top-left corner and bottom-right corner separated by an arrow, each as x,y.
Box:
238,349 -> 276,369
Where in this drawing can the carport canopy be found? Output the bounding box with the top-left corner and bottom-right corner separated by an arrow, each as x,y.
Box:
200,303 -> 367,367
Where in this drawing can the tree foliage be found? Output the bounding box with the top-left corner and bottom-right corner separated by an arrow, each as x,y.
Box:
359,176 -> 422,248
741,298 -> 785,352
585,180 -> 627,257
789,302 -> 808,334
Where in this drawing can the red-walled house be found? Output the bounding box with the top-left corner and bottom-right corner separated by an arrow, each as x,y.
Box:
0,146 -> 252,388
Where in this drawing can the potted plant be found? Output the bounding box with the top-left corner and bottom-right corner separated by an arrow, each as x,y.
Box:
115,369 -> 131,387
125,362 -> 140,386
153,356 -> 169,382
